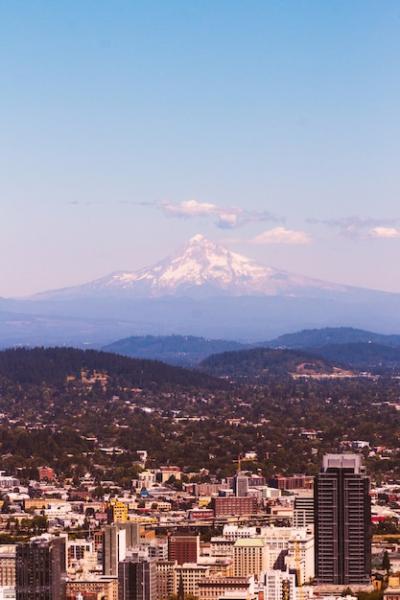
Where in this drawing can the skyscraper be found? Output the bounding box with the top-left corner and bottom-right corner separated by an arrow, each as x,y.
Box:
118,555 -> 156,600
315,454 -> 371,585
16,536 -> 66,600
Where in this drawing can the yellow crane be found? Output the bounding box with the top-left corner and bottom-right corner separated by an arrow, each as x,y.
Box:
293,537 -> 305,600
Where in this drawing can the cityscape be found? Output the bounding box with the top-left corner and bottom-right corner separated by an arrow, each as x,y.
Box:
2,1 -> 400,599
0,346 -> 398,600
0,446 -> 395,600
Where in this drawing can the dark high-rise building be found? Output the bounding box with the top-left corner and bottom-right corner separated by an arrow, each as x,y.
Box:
118,555 -> 156,600
16,536 -> 66,600
315,454 -> 371,585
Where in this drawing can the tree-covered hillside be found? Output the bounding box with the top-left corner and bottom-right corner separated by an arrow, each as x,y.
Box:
103,334 -> 245,366
268,327 -> 400,349
0,347 -> 399,484
201,347 -> 339,380
0,347 -> 223,388
312,342 -> 400,373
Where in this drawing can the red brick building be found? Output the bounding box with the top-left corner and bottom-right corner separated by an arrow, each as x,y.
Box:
269,475 -> 314,490
213,496 -> 257,517
168,535 -> 200,565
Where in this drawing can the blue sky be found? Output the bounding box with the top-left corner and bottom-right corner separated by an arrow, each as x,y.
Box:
1,1 -> 400,295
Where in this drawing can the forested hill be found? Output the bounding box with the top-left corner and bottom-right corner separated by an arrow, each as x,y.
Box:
268,327 -> 400,349
0,347 -> 223,389
103,334 -> 245,366
312,342 -> 400,373
201,347 -> 343,381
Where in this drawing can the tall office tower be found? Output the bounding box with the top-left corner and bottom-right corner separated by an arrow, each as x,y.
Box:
168,535 -> 200,565
233,473 -> 249,497
315,454 -> 371,585
118,556 -> 156,600
103,524 -> 127,576
16,536 -> 66,600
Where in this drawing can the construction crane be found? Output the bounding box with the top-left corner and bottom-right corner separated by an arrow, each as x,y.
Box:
233,453 -> 242,473
293,537 -> 305,600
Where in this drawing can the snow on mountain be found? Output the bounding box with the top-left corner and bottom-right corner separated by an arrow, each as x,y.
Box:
33,234 -> 350,300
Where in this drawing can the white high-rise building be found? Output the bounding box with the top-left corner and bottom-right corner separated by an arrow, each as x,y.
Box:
293,492 -> 314,529
261,570 -> 297,600
260,527 -> 314,577
286,531 -> 314,584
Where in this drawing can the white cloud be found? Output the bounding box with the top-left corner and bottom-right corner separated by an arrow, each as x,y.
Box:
160,199 -> 279,229
310,216 -> 400,239
162,199 -> 217,218
252,227 -> 311,245
370,226 -> 400,239
216,211 -> 240,229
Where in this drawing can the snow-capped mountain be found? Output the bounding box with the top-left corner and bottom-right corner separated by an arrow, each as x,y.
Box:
33,234 -> 348,300
4,234 -> 400,345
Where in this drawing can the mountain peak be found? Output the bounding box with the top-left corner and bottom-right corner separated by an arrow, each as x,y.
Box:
184,233 -> 224,255
188,233 -> 208,244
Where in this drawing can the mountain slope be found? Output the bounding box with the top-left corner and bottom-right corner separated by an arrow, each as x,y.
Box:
268,327 -> 400,349
103,335 -> 246,366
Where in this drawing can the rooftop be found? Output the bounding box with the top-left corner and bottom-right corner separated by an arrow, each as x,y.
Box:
234,538 -> 265,547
